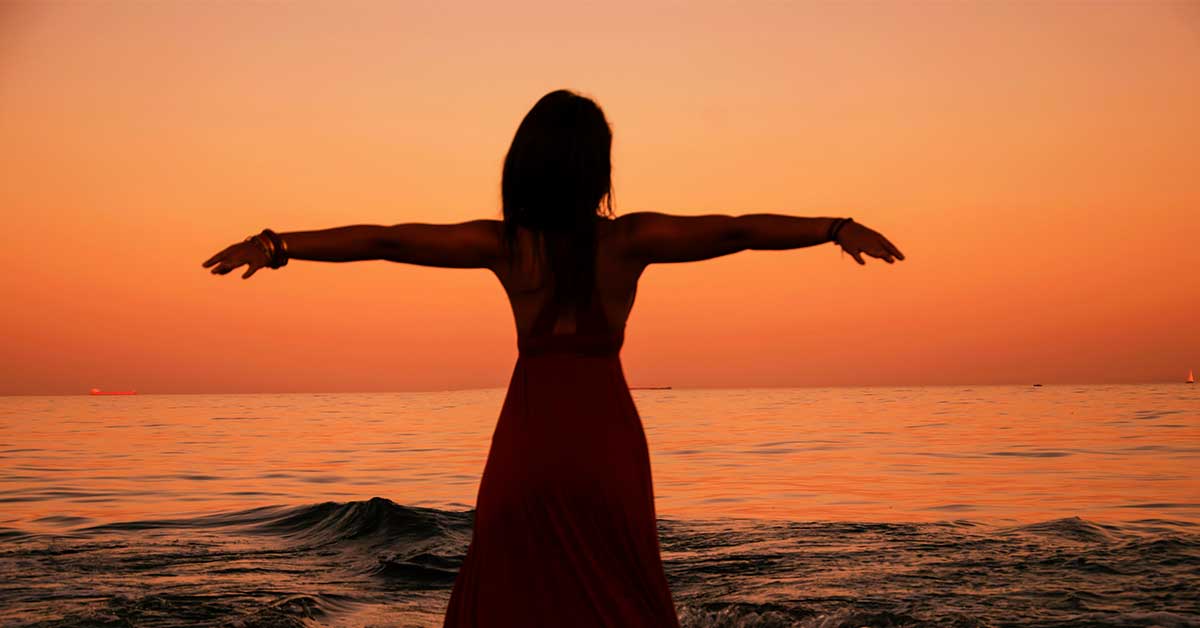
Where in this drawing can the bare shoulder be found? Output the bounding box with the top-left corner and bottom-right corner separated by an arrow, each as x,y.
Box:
461,218 -> 505,236
603,212 -> 672,265
607,211 -> 671,244
611,211 -> 667,231
453,219 -> 506,250
461,219 -> 506,265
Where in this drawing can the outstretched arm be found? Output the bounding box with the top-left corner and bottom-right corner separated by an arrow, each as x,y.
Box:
617,212 -> 904,266
202,219 -> 504,279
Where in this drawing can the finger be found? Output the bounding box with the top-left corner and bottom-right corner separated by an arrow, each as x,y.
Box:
882,237 -> 905,261
242,264 -> 260,279
203,246 -> 232,268
849,249 -> 865,265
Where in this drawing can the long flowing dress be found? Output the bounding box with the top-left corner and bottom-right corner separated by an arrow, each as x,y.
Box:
442,285 -> 681,627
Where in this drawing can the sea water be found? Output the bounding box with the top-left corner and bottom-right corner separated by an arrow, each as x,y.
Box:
0,385 -> 1196,626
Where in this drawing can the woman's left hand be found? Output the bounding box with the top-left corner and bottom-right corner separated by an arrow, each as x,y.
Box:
202,240 -> 270,279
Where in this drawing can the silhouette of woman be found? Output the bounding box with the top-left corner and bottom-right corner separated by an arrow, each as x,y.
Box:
202,89 -> 904,626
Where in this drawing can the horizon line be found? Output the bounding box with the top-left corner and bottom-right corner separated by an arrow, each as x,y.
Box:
2,380 -> 1195,397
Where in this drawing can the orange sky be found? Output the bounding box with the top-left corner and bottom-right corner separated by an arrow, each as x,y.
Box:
1,2 -> 1197,395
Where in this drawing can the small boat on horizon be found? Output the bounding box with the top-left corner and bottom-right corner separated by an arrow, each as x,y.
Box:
1188,370 -> 1195,384
89,388 -> 137,396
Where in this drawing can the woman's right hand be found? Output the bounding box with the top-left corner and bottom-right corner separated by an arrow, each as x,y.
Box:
836,221 -> 905,265
202,240 -> 270,279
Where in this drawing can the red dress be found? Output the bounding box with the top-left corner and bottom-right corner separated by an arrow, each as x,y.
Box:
442,288 -> 681,627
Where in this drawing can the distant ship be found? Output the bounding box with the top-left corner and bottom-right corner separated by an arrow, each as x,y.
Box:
1188,370 -> 1195,385
90,388 -> 137,396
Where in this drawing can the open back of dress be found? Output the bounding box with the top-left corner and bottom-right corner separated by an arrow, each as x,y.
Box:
442,274 -> 681,627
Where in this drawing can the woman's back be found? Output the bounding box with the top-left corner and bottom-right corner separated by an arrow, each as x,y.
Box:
493,218 -> 641,343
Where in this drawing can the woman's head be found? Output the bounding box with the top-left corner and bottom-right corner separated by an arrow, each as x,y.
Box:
501,90 -> 614,308
502,89 -> 613,231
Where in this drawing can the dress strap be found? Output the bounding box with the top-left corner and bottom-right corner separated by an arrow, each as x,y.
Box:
529,293 -> 565,336
529,288 -> 611,337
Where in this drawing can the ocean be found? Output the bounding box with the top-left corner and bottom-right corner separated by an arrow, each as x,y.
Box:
1,385 -> 1196,626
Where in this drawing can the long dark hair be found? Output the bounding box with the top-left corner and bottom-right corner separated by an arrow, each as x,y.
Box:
501,89 -> 614,311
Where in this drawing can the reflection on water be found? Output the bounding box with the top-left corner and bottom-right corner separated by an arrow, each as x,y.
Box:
0,385 -> 1197,626
1,385 -> 1196,528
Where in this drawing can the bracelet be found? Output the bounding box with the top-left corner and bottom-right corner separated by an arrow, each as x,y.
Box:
243,229 -> 289,269
262,230 -> 288,270
826,218 -> 843,243
828,217 -> 853,243
245,234 -> 273,261
259,229 -> 289,269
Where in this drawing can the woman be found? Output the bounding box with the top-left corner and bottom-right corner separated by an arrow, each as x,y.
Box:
202,89 -> 904,627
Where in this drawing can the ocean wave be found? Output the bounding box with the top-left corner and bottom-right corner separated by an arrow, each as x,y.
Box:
245,497 -> 473,545
2,499 -> 1198,627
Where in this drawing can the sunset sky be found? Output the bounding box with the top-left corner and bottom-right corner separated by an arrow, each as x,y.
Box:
1,2 -> 1197,395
